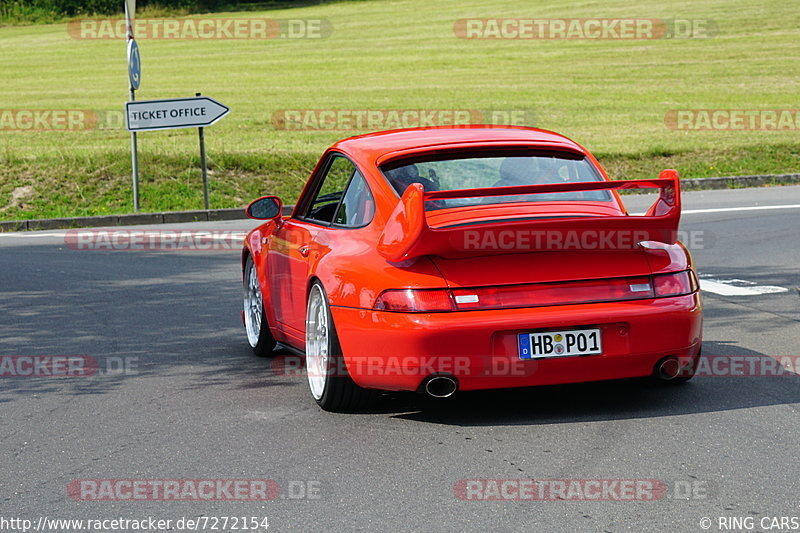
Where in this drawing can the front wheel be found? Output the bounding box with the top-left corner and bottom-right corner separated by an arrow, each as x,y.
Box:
243,255 -> 276,357
305,281 -> 371,411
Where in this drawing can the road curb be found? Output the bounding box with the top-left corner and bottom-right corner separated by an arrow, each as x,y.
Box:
0,207 -> 247,233
2,173 -> 799,232
680,173 -> 800,190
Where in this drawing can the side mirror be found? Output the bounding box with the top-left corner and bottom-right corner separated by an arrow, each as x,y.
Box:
246,196 -> 283,220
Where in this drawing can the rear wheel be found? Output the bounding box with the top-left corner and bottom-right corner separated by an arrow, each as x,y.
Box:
244,255 -> 276,357
305,281 -> 372,411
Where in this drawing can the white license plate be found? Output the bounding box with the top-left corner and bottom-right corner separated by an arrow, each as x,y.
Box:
518,328 -> 602,359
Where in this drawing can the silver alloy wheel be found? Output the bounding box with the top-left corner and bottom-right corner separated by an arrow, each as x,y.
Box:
244,262 -> 262,348
305,284 -> 329,400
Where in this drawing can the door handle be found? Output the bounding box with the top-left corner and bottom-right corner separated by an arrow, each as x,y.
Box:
299,245 -> 310,257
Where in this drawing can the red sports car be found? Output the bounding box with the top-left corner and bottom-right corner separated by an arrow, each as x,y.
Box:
242,126 -> 703,411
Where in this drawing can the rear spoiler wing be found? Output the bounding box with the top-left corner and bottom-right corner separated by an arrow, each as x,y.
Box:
377,170 -> 681,262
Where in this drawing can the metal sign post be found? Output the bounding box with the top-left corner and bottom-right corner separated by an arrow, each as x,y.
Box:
125,0 -> 140,212
196,92 -> 210,210
122,0 -> 226,212
130,88 -> 139,212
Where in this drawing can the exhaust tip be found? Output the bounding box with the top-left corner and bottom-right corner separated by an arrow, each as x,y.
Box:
657,357 -> 681,380
424,375 -> 458,398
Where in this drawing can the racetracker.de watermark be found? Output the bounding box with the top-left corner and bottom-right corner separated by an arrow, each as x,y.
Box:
68,479 -> 280,501
271,355 -> 799,380
677,355 -> 800,378
64,230 -> 246,251
68,479 -> 321,501
271,354 -> 544,379
0,109 -> 103,131
460,229 -> 713,251
0,356 -> 139,377
454,478 -> 713,501
0,356 -> 96,377
67,18 -> 332,39
271,109 -> 536,130
665,109 -> 800,130
454,18 -> 716,40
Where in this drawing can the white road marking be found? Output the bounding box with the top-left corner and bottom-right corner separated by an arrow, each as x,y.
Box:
3,204 -> 799,238
0,231 -> 246,239
700,278 -> 790,296
683,204 -> 800,215
0,232 -> 68,238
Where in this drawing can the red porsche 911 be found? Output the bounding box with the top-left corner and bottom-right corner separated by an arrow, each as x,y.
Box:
241,126 -> 703,411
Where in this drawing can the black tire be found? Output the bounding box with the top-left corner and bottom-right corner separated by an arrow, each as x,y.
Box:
305,281 -> 372,412
243,255 -> 276,357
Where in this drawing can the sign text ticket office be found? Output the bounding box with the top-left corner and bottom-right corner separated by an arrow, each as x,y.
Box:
125,96 -> 230,132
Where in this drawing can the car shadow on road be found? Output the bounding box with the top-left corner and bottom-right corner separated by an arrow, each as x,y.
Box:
386,341 -> 799,426
2,244 -> 796,427
0,245 -> 290,402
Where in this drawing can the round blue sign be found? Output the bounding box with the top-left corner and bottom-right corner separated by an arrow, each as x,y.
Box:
127,39 -> 141,90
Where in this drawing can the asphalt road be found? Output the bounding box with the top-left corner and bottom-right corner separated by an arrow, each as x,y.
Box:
1,186 -> 798,533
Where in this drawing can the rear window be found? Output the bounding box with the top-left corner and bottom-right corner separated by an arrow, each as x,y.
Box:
381,152 -> 610,210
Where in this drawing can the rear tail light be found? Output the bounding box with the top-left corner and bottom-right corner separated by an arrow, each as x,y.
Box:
451,276 -> 654,310
373,289 -> 455,312
653,270 -> 697,297
373,270 -> 697,313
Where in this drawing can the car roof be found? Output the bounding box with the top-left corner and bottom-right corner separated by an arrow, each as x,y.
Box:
330,126 -> 588,165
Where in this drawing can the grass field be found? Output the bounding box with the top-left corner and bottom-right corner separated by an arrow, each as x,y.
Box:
1,0 -> 799,219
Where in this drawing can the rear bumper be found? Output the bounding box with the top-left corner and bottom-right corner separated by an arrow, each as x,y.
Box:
330,293 -> 702,392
